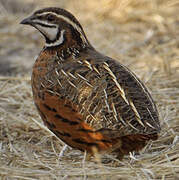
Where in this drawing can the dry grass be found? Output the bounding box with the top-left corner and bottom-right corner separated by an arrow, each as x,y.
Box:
0,0 -> 179,179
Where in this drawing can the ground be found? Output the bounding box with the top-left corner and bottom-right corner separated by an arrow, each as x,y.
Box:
0,0 -> 179,179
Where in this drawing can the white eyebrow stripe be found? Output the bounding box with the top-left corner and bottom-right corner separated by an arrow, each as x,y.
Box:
38,12 -> 88,44
33,19 -> 57,27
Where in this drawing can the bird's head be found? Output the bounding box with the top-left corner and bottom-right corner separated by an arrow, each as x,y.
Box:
20,7 -> 89,48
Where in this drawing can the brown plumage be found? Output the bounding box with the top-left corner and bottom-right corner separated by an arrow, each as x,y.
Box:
20,7 -> 160,160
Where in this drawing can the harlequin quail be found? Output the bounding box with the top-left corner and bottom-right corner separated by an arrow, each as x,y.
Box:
20,7 -> 160,160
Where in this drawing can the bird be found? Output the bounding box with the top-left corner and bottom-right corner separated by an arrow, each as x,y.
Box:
20,7 -> 161,160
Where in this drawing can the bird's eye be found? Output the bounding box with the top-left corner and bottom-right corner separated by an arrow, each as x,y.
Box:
47,14 -> 55,21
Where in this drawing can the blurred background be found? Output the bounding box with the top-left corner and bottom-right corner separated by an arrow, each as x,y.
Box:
0,0 -> 179,179
0,0 -> 178,76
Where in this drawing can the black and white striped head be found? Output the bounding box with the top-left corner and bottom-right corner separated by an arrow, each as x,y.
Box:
20,7 -> 89,48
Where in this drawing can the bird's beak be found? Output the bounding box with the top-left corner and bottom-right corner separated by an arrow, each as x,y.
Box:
20,15 -> 35,25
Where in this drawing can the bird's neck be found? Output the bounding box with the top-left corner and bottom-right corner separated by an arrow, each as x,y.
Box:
44,37 -> 94,60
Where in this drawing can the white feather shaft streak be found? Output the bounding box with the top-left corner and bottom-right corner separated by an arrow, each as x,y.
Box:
84,60 -> 93,70
67,72 -> 77,79
57,79 -> 63,87
93,66 -> 101,75
112,103 -> 118,122
103,63 -> 129,105
103,89 -> 108,99
55,68 -> 60,76
128,121 -> 138,131
61,69 -> 69,77
111,102 -> 126,125
146,108 -> 156,129
129,100 -> 145,127
67,80 -> 77,88
77,73 -> 88,81
119,63 -> 156,111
